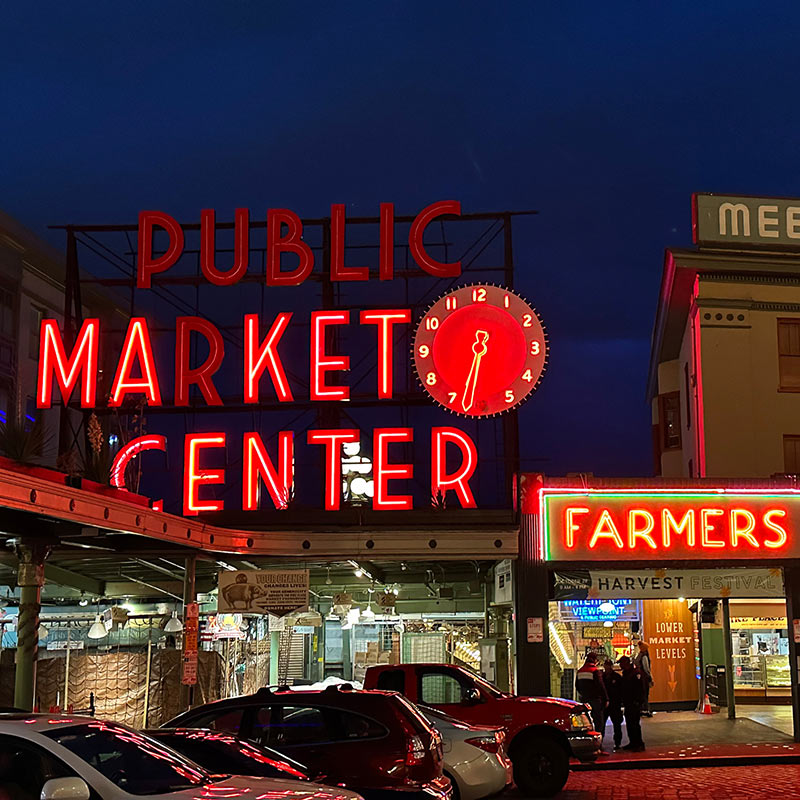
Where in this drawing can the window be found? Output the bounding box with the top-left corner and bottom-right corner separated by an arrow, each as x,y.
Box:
778,318 -> 800,390
187,707 -> 245,733
0,734 -> 75,800
683,363 -> 691,429
24,397 -> 37,433
375,668 -> 405,693
659,392 -> 681,450
0,288 -> 14,339
420,671 -> 469,704
784,436 -> 800,474
335,711 -> 387,741
262,706 -> 331,748
29,305 -> 45,359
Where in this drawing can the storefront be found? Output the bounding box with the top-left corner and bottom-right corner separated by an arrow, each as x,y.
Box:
515,475 -> 800,741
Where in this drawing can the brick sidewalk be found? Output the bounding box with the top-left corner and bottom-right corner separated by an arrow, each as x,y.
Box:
557,763 -> 800,798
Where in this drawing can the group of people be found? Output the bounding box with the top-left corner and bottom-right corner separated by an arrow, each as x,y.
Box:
575,640 -> 653,753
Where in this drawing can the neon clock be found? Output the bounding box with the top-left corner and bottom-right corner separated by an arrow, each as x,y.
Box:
413,284 -> 547,417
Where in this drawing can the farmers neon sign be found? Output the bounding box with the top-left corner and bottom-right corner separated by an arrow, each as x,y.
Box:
542,490 -> 799,561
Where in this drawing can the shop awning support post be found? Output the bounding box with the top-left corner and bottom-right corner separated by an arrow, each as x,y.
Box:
269,629 -> 280,685
180,555 -> 196,710
721,598 -> 735,720
63,627 -> 70,710
785,567 -> 800,742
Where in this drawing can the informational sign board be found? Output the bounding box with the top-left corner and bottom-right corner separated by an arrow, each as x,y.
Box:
494,559 -> 513,605
559,598 -> 638,622
542,490 -> 800,562
730,616 -> 787,630
552,568 -> 784,599
181,601 -> 199,686
218,570 -> 309,616
694,193 -> 800,249
46,640 -> 84,651
526,617 -> 543,643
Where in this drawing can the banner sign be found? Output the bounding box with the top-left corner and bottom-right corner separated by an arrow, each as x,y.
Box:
553,568 -> 784,599
218,569 -> 309,616
542,490 -> 800,562
694,193 -> 800,249
182,601 -> 199,686
730,616 -> 787,629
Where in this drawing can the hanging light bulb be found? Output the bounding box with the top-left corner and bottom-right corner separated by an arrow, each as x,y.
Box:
164,610 -> 183,633
88,614 -> 107,640
37,624 -> 48,639
354,568 -> 363,578
361,604 -> 376,622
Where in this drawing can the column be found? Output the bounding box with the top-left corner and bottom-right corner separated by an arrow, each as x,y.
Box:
784,566 -> 800,742
14,542 -> 50,711
180,555 -> 196,710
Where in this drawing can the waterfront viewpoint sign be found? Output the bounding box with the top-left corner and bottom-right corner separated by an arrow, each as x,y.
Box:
36,203 -> 548,515
694,193 -> 800,249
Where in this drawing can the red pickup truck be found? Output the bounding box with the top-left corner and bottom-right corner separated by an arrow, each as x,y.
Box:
364,664 -> 600,798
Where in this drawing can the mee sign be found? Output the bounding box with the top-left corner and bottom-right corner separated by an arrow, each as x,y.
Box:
543,491 -> 800,561
35,202 -> 480,515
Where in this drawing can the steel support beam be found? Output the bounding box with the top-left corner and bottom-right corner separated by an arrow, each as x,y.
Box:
0,554 -> 103,597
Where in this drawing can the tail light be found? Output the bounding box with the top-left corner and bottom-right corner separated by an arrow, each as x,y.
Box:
465,731 -> 505,754
406,734 -> 427,765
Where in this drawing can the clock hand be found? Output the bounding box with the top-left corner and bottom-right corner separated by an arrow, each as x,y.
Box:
462,330 -> 489,412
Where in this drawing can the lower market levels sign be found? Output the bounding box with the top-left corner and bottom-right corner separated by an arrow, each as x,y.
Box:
541,489 -> 800,561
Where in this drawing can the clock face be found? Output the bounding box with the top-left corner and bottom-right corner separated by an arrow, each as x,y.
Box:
413,284 -> 547,417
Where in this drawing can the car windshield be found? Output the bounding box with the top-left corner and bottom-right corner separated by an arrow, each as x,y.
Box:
44,721 -> 214,795
467,671 -> 507,699
153,731 -> 309,780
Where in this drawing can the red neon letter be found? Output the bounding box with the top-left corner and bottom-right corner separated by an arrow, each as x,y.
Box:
244,313 -> 293,403
565,507 -> 590,548
307,429 -> 359,511
628,509 -> 657,549
763,509 -> 788,549
37,318 -> 98,409
373,428 -> 413,510
360,310 -> 411,399
110,435 -> 166,506
588,510 -> 624,549
431,427 -> 478,508
409,201 -> 462,277
175,317 -> 224,406
330,204 -> 369,281
243,432 -> 294,511
266,209 -> 313,286
730,508 -> 759,548
109,318 -> 162,407
183,433 -> 226,515
200,208 -> 249,286
310,311 -> 350,400
137,211 -> 184,289
380,203 -> 394,280
661,508 -> 696,547
700,508 -> 725,548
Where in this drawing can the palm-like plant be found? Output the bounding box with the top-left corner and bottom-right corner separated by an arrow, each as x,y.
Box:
0,418 -> 47,465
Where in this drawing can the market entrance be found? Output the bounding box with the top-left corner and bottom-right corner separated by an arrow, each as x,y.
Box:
547,566 -> 793,745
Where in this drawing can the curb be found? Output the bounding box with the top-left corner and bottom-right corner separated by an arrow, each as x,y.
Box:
573,753 -> 800,771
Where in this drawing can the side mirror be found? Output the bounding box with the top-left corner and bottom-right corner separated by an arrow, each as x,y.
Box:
463,687 -> 482,705
41,777 -> 91,800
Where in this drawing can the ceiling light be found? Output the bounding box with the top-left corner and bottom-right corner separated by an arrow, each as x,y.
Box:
361,605 -> 375,622
164,611 -> 183,633
354,568 -> 363,578
603,620 -> 613,628
88,615 -> 107,640
325,569 -> 332,586
78,598 -> 89,607
393,587 -> 400,596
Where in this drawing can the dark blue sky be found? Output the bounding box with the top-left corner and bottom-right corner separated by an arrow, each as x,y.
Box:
4,2 -> 800,478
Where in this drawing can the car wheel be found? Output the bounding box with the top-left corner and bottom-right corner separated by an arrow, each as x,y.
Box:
512,736 -> 569,798
444,771 -> 460,800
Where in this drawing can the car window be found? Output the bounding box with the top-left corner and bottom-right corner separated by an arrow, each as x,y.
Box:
268,706 -> 332,747
420,671 -> 468,704
375,669 -> 405,693
187,707 -> 245,734
250,705 -> 275,744
44,722 -> 210,796
335,711 -> 387,741
0,734 -> 75,800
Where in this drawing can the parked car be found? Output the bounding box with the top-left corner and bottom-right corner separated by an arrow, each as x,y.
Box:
146,728 -> 312,780
0,714 -> 365,800
421,706 -> 512,800
364,664 -> 600,798
165,684 -> 452,800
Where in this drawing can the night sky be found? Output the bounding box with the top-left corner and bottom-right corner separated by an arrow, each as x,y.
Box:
4,2 -> 800,479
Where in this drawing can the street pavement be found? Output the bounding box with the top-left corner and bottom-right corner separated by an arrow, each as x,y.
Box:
556,763 -> 800,798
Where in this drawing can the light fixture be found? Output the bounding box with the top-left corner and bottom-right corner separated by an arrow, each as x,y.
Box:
78,598 -> 89,607
603,620 -> 613,628
354,568 -> 363,578
88,615 -> 107,640
392,586 -> 400,596
678,596 -> 686,602
164,610 -> 183,633
325,568 -> 332,586
361,604 -> 376,622
598,602 -> 616,614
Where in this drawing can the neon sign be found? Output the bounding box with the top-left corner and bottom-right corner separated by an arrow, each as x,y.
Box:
560,599 -> 634,621
542,490 -> 798,561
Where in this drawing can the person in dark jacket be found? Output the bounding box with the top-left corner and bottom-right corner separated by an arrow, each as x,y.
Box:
618,655 -> 646,751
602,659 -> 624,750
575,652 -> 608,734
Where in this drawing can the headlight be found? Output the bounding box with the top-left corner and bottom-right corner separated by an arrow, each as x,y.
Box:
570,712 -> 592,730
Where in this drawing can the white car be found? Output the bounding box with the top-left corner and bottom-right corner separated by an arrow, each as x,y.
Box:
421,707 -> 512,800
0,714 -> 365,800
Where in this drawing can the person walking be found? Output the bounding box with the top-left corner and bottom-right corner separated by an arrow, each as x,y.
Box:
575,652 -> 608,735
602,659 -> 624,750
634,640 -> 654,716
618,655 -> 646,751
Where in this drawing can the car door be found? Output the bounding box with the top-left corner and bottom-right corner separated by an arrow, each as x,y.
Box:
0,734 -> 85,800
417,667 -> 481,721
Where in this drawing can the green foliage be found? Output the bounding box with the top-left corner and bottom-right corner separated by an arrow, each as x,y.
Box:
0,419 -> 48,465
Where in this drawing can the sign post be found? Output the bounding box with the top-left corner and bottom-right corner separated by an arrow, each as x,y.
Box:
181,602 -> 199,687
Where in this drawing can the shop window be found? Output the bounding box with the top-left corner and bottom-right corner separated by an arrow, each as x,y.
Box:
783,435 -> 800,474
777,318 -> 800,390
188,707 -> 244,733
0,288 -> 14,339
659,392 -> 681,450
24,397 -> 37,432
420,671 -> 467,704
